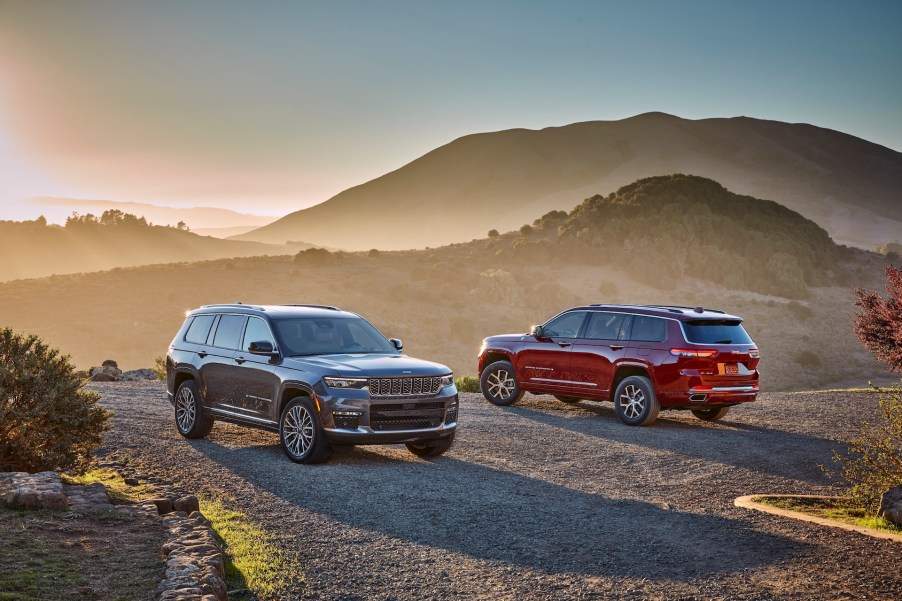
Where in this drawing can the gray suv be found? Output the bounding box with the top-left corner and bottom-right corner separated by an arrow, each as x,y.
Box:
166,303 -> 458,463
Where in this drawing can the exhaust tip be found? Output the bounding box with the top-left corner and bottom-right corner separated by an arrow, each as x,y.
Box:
689,394 -> 708,402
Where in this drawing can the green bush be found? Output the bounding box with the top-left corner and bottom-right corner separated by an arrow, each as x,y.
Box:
455,375 -> 480,393
153,356 -> 167,381
0,329 -> 110,473
830,385 -> 902,514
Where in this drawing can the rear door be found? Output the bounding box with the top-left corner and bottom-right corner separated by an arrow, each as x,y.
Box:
570,312 -> 632,398
517,311 -> 588,393
201,314 -> 247,411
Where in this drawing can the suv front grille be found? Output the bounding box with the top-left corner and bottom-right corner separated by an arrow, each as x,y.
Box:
369,377 -> 442,397
370,401 -> 446,431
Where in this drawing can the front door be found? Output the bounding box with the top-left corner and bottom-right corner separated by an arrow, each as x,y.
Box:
517,311 -> 588,393
232,316 -> 281,422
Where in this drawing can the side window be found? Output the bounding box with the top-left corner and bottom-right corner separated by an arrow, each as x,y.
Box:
630,316 -> 667,343
184,314 -> 215,345
212,314 -> 247,350
243,317 -> 275,351
543,311 -> 588,338
583,312 -> 632,340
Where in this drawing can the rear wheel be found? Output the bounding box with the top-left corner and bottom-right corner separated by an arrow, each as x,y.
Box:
405,433 -> 455,457
614,375 -> 659,426
174,380 -> 213,439
691,407 -> 730,421
554,395 -> 582,404
480,361 -> 524,406
279,396 -> 331,464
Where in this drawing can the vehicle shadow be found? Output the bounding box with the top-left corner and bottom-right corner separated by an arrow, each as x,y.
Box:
192,439 -> 808,581
501,399 -> 838,485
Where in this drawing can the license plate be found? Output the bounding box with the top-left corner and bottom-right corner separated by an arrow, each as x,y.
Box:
723,363 -> 739,375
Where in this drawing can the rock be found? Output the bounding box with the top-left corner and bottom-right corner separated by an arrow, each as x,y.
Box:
120,368 -> 158,381
124,477 -> 139,486
89,365 -> 122,381
173,495 -> 200,514
102,359 -> 119,368
879,485 -> 902,526
152,498 -> 174,514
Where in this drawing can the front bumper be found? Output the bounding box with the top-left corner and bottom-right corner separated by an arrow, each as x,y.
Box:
324,421 -> 457,444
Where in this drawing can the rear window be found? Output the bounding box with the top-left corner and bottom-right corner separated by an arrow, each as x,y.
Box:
184,314 -> 215,344
212,314 -> 247,350
630,315 -> 667,342
683,320 -> 753,344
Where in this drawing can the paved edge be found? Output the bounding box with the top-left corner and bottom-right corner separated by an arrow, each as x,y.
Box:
734,495 -> 902,543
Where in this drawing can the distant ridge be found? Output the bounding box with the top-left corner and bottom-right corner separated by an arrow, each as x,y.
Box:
234,113 -> 902,250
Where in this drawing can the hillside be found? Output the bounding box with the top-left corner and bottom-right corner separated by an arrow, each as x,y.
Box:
0,176 -> 892,391
235,112 -> 902,251
0,211 -> 306,282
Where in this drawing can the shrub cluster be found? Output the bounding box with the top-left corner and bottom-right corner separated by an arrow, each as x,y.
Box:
0,329 -> 110,473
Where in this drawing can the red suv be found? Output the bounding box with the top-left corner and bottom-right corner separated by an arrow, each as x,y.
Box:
477,305 -> 759,426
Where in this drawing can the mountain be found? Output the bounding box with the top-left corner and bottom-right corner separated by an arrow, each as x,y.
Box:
31,197 -> 277,235
234,112 -> 902,251
0,213 -> 306,282
0,175 -> 892,392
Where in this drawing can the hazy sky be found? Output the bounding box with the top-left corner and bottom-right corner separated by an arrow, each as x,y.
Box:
1,0 -> 900,221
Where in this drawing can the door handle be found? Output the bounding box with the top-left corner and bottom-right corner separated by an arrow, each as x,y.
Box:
557,342 -> 572,348
234,357 -> 246,364
197,351 -> 207,358
609,345 -> 624,351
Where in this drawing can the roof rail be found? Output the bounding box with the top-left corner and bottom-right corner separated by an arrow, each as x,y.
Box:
281,304 -> 342,311
201,303 -> 266,311
645,305 -> 726,315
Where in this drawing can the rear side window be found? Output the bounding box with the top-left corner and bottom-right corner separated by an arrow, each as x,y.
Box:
583,312 -> 632,340
683,320 -> 753,344
184,314 -> 215,344
630,316 -> 667,342
212,314 -> 247,350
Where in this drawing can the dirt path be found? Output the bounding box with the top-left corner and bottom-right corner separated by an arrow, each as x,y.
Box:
95,382 -> 901,600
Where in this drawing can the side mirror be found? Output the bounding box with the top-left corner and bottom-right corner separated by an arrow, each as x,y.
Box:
530,325 -> 544,338
390,338 -> 403,351
248,340 -> 279,357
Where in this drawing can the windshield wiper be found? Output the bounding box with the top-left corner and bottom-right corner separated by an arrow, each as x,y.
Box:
714,339 -> 733,344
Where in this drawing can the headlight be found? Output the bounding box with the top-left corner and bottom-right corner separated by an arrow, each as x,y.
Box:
441,374 -> 454,387
323,377 -> 368,389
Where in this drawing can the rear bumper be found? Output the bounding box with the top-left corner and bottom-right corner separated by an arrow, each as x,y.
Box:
663,386 -> 758,407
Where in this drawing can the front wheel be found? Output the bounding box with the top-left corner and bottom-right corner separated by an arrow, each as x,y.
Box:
480,360 -> 524,406
692,407 -> 730,421
406,433 -> 455,457
174,380 -> 213,438
280,396 -> 331,464
614,375 -> 660,426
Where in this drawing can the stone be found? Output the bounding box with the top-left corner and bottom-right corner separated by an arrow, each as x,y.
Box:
173,495 -> 200,514
152,498 -> 174,514
89,370 -> 118,382
879,485 -> 902,526
120,368 -> 158,381
101,359 -> 119,368
124,477 -> 139,486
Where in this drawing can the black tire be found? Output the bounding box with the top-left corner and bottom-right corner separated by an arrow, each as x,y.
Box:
480,360 -> 524,406
405,433 -> 455,457
691,407 -> 730,421
554,395 -> 582,404
174,380 -> 213,439
279,396 -> 331,464
614,375 -> 660,426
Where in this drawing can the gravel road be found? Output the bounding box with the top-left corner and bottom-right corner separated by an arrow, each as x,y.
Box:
95,382 -> 901,600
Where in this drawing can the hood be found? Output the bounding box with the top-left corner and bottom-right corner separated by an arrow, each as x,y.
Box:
283,353 -> 451,377
484,333 -> 528,344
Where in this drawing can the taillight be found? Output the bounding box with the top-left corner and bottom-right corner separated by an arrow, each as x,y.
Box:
670,348 -> 717,358
749,349 -> 759,358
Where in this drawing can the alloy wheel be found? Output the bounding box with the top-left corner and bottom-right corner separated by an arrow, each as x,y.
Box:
619,384 -> 646,419
486,369 -> 515,400
283,404 -> 315,459
175,386 -> 196,432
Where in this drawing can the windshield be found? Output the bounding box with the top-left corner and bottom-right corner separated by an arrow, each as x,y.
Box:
683,320 -> 753,345
273,317 -> 398,356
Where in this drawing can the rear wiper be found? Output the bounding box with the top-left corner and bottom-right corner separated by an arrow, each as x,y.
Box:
714,339 -> 733,344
